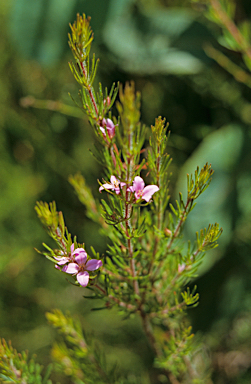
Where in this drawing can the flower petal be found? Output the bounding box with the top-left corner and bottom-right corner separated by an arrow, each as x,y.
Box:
53,256 -> 69,265
62,263 -> 79,274
99,183 -> 114,192
75,251 -> 87,266
104,119 -> 115,138
142,185 -> 159,202
133,176 -> 145,192
77,271 -> 90,287
100,119 -> 115,139
114,187 -> 121,195
70,243 -> 75,253
99,126 -> 105,135
85,259 -> 103,271
72,247 -> 86,256
106,118 -> 114,128
110,175 -> 118,185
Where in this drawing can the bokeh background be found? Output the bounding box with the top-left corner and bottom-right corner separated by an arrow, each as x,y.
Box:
1,0 -> 251,382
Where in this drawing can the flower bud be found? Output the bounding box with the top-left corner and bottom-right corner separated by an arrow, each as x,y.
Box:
164,228 -> 172,237
104,96 -> 111,106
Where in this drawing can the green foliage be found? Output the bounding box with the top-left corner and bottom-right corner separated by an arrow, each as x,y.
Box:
35,201 -> 72,262
46,310 -> 88,352
193,0 -> 251,71
46,310 -> 143,384
32,13 -> 223,383
195,223 -> 223,253
68,13 -> 118,127
6,0 -> 251,382
187,163 -> 213,200
148,117 -> 171,214
155,323 -> 195,377
168,164 -> 215,246
0,339 -> 52,384
68,14 -> 94,64
31,13 -> 224,383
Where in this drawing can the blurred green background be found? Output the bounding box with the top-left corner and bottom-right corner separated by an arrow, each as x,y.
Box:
1,0 -> 251,382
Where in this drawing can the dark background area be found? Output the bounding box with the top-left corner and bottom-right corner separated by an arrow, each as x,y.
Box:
1,0 -> 251,382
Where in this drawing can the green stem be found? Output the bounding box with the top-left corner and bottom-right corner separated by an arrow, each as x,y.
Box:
125,131 -> 140,297
210,0 -> 251,60
150,142 -> 162,272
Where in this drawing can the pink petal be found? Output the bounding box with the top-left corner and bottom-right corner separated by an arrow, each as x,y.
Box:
133,176 -> 145,192
62,263 -> 79,274
106,118 -> 114,128
77,271 -> 90,287
108,129 -> 115,139
70,243 -> 75,253
99,126 -> 105,135
104,119 -> 115,137
134,191 -> 142,200
142,185 -> 159,202
53,256 -> 69,265
110,175 -> 118,185
72,247 -> 86,257
99,183 -> 114,192
85,259 -> 103,271
102,118 -> 108,126
75,252 -> 87,266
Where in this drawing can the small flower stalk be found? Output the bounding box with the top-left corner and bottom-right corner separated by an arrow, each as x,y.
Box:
35,13 -> 223,384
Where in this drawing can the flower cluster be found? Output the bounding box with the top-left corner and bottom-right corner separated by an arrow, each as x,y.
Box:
99,175 -> 159,202
54,244 -> 102,287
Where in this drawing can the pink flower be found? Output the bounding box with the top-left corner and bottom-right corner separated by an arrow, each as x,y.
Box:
129,176 -> 159,202
99,175 -> 126,194
99,118 -> 116,139
62,248 -> 102,287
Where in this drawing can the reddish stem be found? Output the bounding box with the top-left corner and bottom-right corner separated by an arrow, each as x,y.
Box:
56,228 -> 67,251
125,133 -> 140,297
80,62 -> 99,118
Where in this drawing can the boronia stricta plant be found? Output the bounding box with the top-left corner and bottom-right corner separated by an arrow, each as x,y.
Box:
0,14 -> 223,384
